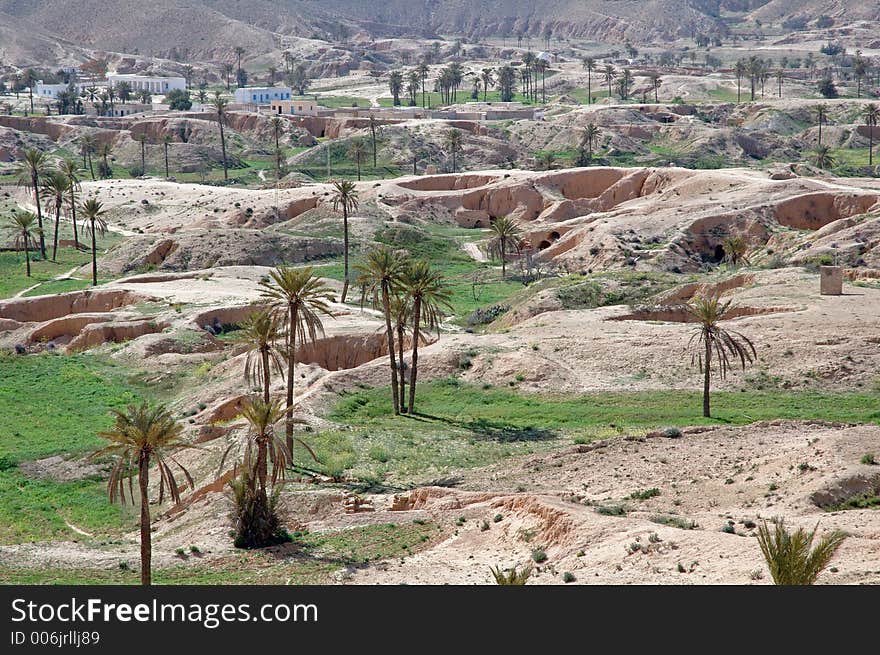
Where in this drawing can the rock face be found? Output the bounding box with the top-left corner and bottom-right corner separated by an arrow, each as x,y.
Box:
0,289 -> 146,324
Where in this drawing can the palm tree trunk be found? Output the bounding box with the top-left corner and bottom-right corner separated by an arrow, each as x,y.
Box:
90,217 -> 98,286
703,340 -> 711,418
138,456 -> 151,586
259,348 -> 270,490
869,127 -> 874,167
500,242 -> 507,279
382,282 -> 400,415
23,232 -> 31,277
341,207 -> 350,302
286,304 -> 298,455
397,324 -> 407,413
587,71 -> 591,105
32,173 -> 46,259
88,153 -> 95,181
51,204 -> 60,261
70,193 -> 79,248
219,121 -> 228,181
164,144 -> 169,178
408,297 -> 422,413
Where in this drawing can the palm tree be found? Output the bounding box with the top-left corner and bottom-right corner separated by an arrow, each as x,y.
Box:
239,396 -> 291,495
40,170 -> 69,261
238,309 -> 285,404
603,64 -> 615,100
863,103 -> 879,167
356,245 -> 409,415
757,520 -> 846,585
259,266 -> 335,454
80,197 -> 107,286
446,128 -> 464,173
486,216 -> 523,280
133,133 -> 147,175
58,160 -> 83,248
390,294 -> 412,413
815,105 -> 827,147
480,68 -> 495,102
650,73 -> 662,103
417,62 -> 429,108
209,91 -> 229,180
776,69 -> 785,98
536,151 -> 557,170
222,63 -> 234,90
16,148 -> 50,259
686,296 -> 757,418
92,402 -> 193,585
347,138 -> 367,180
234,46 -> 245,86
5,210 -> 40,276
97,142 -> 114,179
815,145 -> 835,169
734,60 -> 745,103
330,179 -> 359,303
162,134 -> 173,178
389,71 -> 404,106
78,134 -> 97,180
368,115 -> 378,168
402,261 -> 452,413
582,57 -> 595,104
722,235 -> 750,268
578,123 -> 601,165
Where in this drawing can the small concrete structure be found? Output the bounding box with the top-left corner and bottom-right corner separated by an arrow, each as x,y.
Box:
269,98 -> 318,116
820,265 -> 843,295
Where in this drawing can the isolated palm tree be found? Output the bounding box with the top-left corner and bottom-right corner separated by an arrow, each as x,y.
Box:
5,210 -> 40,277
579,123 -> 601,164
687,296 -> 757,417
722,235 -> 749,268
93,402 -> 194,585
347,138 -> 367,181
133,133 -> 147,174
238,309 -> 285,404
356,245 -> 410,415
58,160 -> 83,247
446,128 -> 464,173
863,103 -> 879,168
259,266 -> 335,453
16,148 -> 50,259
815,145 -> 835,170
368,115 -> 379,168
582,57 -> 595,104
757,520 -> 846,585
734,60 -> 745,103
80,197 -> 106,286
815,105 -> 828,147
162,135 -> 173,178
604,64 -> 615,100
209,91 -> 229,180
40,170 -> 69,261
480,68 -> 495,102
487,216 -> 523,280
402,261 -> 452,413
239,396 -> 291,495
389,71 -> 404,106
330,179 -> 359,302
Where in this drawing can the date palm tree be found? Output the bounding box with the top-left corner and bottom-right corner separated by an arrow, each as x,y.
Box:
162,134 -> 173,178
133,133 -> 147,174
16,148 -> 50,259
92,402 -> 194,585
815,105 -> 828,147
734,60 -> 745,103
58,160 -> 83,248
40,170 -> 69,261
390,294 -> 412,413
757,520 -> 846,585
446,128 -> 464,173
80,197 -> 106,286
356,245 -> 410,415
239,396 -> 291,495
579,123 -> 601,164
815,145 -> 835,170
5,210 -> 41,277
238,308 -> 285,404
687,296 -> 756,417
486,216 -> 523,280
259,266 -> 335,454
480,68 -> 495,102
582,57 -> 595,104
368,115 -> 378,168
603,64 -> 615,100
78,134 -> 97,180
863,103 -> 879,167
389,70 -> 404,106
347,137 -> 367,181
330,179 -> 359,303
402,261 -> 453,413
209,91 -> 229,180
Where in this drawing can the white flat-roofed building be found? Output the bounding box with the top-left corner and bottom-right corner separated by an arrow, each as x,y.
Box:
234,86 -> 292,104
33,80 -> 106,100
106,74 -> 186,94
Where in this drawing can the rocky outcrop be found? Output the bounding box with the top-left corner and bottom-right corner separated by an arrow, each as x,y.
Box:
0,289 -> 147,324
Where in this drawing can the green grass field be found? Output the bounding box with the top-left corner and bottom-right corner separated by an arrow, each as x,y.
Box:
0,521 -> 440,584
0,353 -> 159,543
295,378 -> 880,484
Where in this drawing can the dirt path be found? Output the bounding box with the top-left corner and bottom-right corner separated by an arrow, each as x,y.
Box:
463,241 -> 487,262
13,266 -> 80,298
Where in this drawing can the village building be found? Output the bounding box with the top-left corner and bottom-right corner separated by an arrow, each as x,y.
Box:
234,86 -> 292,105
106,74 -> 186,95
269,98 -> 318,116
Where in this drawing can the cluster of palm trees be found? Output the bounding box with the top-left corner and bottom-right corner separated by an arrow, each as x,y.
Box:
812,103 -> 879,171
6,148 -> 107,283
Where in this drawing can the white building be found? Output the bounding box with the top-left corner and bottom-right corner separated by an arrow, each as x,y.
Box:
106,74 -> 186,95
33,80 -> 105,100
234,86 -> 292,104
